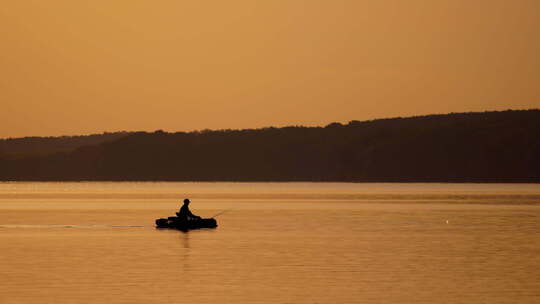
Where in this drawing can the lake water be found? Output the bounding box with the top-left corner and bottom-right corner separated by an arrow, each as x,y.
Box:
0,182 -> 539,304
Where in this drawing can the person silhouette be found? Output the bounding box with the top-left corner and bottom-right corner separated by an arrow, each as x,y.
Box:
176,198 -> 201,221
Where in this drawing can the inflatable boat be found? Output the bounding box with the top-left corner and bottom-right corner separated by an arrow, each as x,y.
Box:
155,216 -> 217,231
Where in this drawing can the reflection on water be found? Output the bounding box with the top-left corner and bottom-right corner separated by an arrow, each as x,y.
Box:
0,182 -> 539,304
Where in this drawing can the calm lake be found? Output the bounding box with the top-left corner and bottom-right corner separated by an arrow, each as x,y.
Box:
1,182 -> 539,304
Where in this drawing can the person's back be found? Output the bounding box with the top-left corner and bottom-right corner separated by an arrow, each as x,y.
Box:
176,198 -> 201,221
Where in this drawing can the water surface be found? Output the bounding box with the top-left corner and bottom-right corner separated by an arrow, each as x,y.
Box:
1,182 -> 539,304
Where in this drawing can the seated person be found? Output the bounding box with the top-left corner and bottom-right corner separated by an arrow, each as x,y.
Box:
176,198 -> 201,221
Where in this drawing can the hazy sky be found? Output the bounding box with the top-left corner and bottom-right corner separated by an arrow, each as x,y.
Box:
1,0 -> 539,138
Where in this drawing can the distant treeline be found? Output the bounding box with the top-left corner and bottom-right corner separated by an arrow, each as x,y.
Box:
0,132 -> 130,159
1,110 -> 539,182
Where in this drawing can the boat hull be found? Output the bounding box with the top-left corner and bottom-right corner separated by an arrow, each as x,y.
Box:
155,217 -> 217,231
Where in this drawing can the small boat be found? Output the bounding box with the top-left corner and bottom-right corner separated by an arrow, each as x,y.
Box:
155,216 -> 217,231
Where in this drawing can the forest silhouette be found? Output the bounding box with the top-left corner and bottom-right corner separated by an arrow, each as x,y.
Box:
1,110 -> 539,182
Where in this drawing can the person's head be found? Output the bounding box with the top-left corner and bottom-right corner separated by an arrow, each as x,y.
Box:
183,198 -> 190,205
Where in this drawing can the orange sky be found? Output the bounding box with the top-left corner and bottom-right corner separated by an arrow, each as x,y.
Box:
1,0 -> 539,138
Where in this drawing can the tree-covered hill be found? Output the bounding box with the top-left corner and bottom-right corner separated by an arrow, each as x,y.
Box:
0,132 -> 131,159
1,110 -> 539,182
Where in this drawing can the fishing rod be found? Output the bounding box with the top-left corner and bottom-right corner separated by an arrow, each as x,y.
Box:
210,208 -> 234,218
